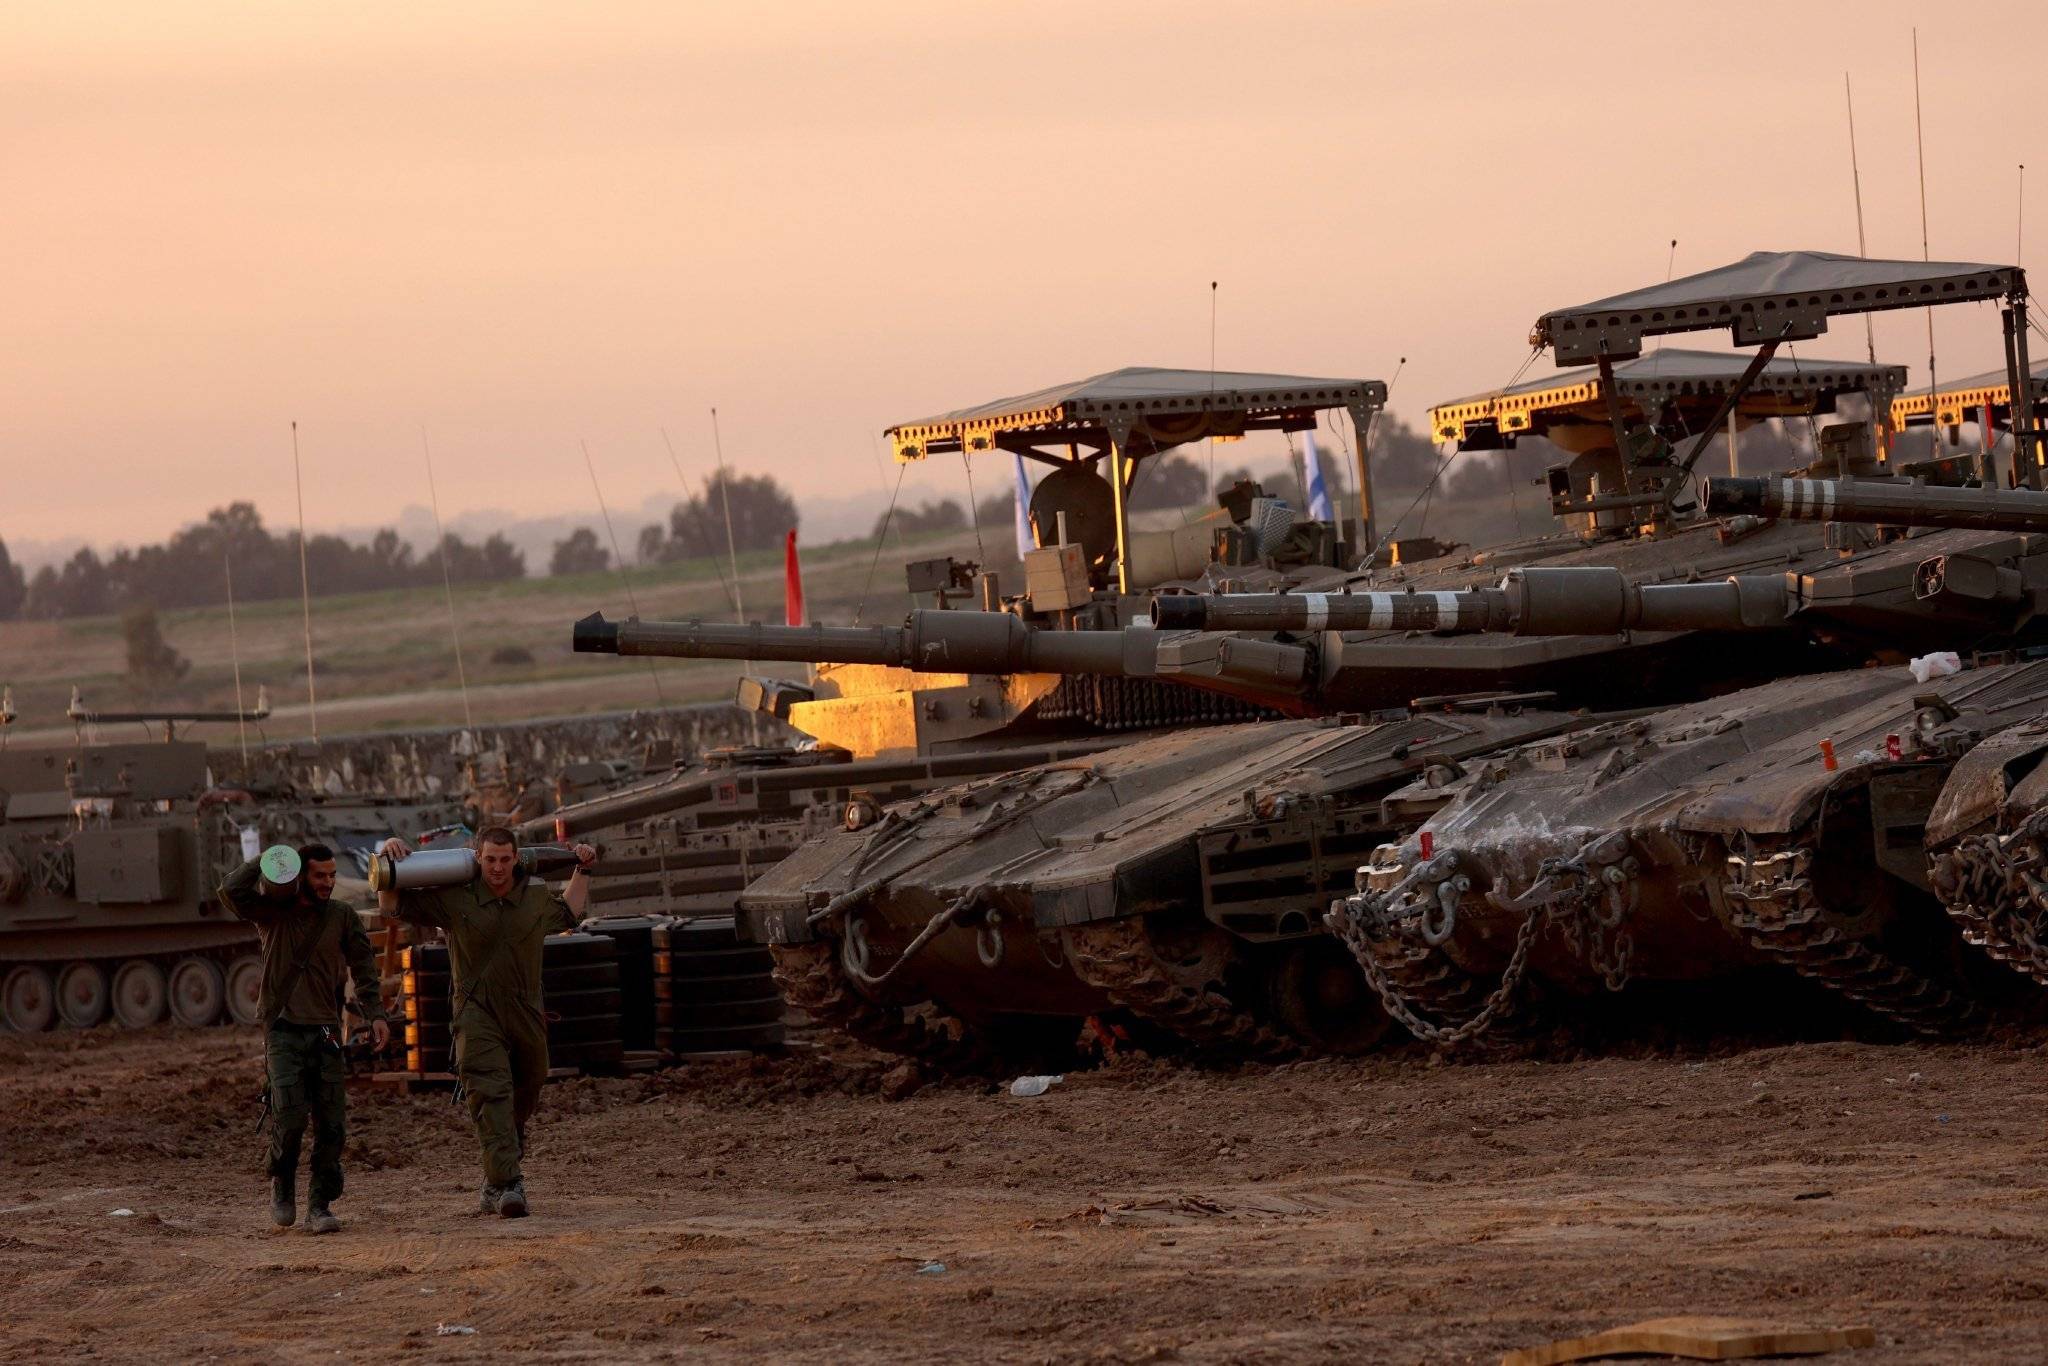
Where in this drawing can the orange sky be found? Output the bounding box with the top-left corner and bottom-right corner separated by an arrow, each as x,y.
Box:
3,0 -> 2043,554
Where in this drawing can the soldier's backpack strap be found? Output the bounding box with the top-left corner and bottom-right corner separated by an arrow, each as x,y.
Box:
265,904 -> 343,1030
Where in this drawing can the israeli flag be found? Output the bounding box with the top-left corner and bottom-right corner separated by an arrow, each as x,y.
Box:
1302,432 -> 1335,522
1013,453 -> 1035,557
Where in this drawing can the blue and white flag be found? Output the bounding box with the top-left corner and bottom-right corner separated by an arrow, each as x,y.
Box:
1301,432 -> 1335,522
1013,453 -> 1035,557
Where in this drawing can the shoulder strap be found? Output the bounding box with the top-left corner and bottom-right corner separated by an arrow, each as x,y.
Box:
265,903 -> 342,1028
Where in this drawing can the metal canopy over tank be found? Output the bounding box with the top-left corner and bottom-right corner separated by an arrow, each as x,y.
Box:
887,365 -> 1387,590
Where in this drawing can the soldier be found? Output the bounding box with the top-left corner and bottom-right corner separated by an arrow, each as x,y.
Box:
375,827 -> 595,1218
217,843 -> 390,1235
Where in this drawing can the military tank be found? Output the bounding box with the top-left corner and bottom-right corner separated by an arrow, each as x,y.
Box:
541,366 -> 1388,923
1331,250 -> 2046,1046
1888,353 -> 2048,489
724,250 -> 2044,1068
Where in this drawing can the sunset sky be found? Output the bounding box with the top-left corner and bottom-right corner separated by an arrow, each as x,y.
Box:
3,0 -> 2042,557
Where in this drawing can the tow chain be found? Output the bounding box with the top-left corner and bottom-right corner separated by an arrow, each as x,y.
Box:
1328,832 -> 1642,1049
1328,893 -> 1547,1048
1064,920 -> 1301,1063
1724,844 -> 1978,1038
1932,814 -> 2048,985
768,941 -> 1010,1076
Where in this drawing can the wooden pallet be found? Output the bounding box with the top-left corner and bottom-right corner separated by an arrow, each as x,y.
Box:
1501,1317 -> 1876,1365
361,1067 -> 579,1094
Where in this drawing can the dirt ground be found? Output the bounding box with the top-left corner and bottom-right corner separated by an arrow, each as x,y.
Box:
3,1026 -> 2047,1365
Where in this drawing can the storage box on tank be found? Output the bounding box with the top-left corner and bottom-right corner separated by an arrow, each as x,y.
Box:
72,825 -> 187,903
1024,544 -> 1089,611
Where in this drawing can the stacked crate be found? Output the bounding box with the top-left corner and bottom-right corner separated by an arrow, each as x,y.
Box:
579,915 -> 662,1056
651,915 -> 785,1056
401,932 -> 625,1075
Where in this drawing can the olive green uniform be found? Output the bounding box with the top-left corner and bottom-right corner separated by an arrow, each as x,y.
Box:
389,875 -> 576,1187
217,858 -> 386,1206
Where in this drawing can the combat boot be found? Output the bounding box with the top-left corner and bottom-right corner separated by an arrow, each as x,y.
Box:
476,1184 -> 502,1216
497,1179 -> 528,1219
270,1176 -> 296,1228
304,1201 -> 340,1235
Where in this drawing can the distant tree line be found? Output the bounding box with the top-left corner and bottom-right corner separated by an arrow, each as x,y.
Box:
532,472 -> 806,580
633,472 -> 798,569
0,501 -> 525,621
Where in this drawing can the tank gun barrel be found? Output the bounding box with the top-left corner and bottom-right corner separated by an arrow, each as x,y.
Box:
1151,567 -> 1792,637
575,610 -> 1158,677
1706,476 -> 2048,533
574,610 -> 1317,709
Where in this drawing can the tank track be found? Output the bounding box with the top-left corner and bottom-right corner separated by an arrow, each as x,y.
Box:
1725,848 -> 1977,1039
1063,919 -> 1301,1063
767,941 -> 1012,1076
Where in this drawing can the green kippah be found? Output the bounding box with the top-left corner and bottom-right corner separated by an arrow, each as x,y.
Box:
259,845 -> 302,885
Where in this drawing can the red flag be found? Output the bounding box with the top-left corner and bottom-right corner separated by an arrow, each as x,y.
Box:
783,528 -> 805,625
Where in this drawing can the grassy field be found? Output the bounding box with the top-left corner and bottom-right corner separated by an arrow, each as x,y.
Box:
0,524 -> 1007,745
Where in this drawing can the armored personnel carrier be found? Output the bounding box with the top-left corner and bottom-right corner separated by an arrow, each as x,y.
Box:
0,731 -> 260,1031
0,695 -> 464,1032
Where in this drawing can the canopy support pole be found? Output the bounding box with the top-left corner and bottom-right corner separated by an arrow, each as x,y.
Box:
1346,400 -> 1378,558
2011,288 -> 2040,489
1666,340 -> 1780,502
1105,416 -> 1136,595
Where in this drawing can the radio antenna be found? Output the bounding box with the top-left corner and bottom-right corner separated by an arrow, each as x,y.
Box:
708,407 -> 746,624
419,426 -> 473,729
1207,280 -> 1219,499
657,426 -> 740,616
1911,31 -> 1940,432
223,547 -> 249,767
1845,72 -> 1878,365
290,420 -> 318,742
580,439 -> 665,705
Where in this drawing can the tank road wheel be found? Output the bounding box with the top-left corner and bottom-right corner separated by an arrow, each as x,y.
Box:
168,958 -> 226,1027
111,960 -> 169,1029
1267,940 -> 1392,1056
224,955 -> 265,1026
1,965 -> 56,1033
54,961 -> 110,1029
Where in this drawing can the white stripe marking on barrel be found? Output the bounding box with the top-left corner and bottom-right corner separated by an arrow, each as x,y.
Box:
1368,596 -> 1393,630
1302,593 -> 1330,631
1434,591 -> 1461,628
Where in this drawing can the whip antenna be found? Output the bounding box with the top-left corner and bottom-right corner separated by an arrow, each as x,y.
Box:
658,426 -> 740,617
1911,31 -> 1940,432
580,439 -> 665,705
1208,280 -> 1219,499
708,408 -> 745,624
290,420 -> 318,742
1844,72 -> 1879,365
419,426 -> 473,729
224,547 -> 249,767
